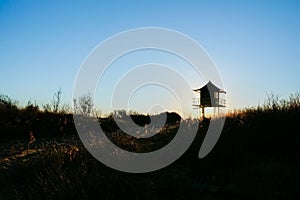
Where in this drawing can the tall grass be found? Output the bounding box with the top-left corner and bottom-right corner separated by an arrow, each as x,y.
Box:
0,92 -> 300,199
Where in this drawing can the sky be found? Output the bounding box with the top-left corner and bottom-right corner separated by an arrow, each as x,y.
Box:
1,0 -> 300,116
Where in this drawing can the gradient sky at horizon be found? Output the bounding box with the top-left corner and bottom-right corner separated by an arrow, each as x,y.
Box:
1,0 -> 300,116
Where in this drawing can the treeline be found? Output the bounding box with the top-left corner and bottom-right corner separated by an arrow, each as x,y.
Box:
0,93 -> 182,141
0,94 -> 75,141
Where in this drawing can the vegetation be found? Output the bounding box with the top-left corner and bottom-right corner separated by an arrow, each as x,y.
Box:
0,92 -> 300,199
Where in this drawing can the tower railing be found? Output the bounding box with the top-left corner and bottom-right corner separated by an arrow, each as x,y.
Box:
192,97 -> 226,107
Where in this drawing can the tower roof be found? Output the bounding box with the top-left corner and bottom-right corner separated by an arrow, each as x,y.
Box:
193,81 -> 226,93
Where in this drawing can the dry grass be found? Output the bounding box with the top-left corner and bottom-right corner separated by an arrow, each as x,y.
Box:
0,93 -> 300,199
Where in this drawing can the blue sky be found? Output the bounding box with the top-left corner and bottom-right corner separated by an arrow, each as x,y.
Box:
1,0 -> 300,115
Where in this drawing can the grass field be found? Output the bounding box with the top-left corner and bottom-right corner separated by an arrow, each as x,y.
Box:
0,93 -> 300,199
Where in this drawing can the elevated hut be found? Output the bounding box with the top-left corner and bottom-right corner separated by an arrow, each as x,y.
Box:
193,81 -> 226,118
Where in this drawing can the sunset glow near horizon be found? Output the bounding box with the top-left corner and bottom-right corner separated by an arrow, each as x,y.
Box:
1,1 -> 300,117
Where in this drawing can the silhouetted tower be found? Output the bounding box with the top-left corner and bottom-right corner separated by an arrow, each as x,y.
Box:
193,81 -> 226,118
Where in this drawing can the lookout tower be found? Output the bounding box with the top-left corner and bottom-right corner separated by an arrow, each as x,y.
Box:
193,81 -> 226,118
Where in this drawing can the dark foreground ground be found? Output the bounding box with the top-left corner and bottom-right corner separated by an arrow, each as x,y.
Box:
1,115 -> 300,200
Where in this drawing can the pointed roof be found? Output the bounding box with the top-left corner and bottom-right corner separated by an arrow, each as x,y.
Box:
193,81 -> 226,93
